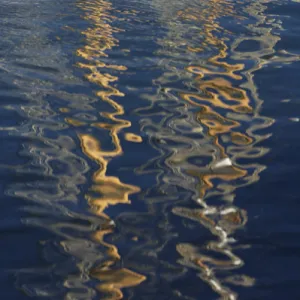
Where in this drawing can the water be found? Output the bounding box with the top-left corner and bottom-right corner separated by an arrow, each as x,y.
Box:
1,0 -> 300,299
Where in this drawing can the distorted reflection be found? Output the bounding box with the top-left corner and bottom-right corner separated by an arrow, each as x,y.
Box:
1,1 -> 108,298
75,0 -> 145,298
6,0 -> 146,298
125,0 -> 299,299
3,0 -> 300,299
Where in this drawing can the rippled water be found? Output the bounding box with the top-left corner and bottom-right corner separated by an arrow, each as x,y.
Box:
1,0 -> 300,299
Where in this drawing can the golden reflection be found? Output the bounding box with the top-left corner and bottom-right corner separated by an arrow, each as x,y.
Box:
176,1 -> 298,298
74,0 -> 145,298
80,134 -> 140,219
173,3 -> 268,298
180,79 -> 252,113
196,106 -> 240,136
65,117 -> 87,127
9,0 -> 300,298
130,0 -> 300,298
124,133 -> 143,143
91,268 -> 146,300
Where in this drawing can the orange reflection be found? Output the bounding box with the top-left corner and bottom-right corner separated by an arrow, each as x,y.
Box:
124,133 -> 143,143
76,0 -> 145,298
181,78 -> 252,113
144,2 -> 276,299
91,268 -> 146,300
173,4 -> 251,199
196,106 -> 240,136
79,134 -> 140,219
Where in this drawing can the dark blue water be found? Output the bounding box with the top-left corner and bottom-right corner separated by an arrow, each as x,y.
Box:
1,0 -> 300,299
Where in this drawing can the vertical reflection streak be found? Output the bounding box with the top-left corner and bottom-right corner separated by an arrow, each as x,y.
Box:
74,0 -> 145,298
126,0 -> 299,299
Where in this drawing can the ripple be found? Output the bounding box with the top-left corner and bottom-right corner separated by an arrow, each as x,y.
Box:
0,0 -> 299,299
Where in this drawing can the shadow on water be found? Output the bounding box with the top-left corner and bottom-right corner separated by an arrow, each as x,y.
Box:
0,0 -> 300,299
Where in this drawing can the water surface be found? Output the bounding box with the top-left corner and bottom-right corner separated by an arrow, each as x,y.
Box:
1,0 -> 300,299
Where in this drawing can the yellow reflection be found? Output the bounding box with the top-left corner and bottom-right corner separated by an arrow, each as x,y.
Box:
124,133 -> 143,143
79,134 -> 140,219
133,0 -> 290,299
196,106 -> 240,136
168,2 -> 297,298
169,5 -> 257,299
180,77 -> 252,113
188,166 -> 247,200
65,118 -> 87,127
75,0 -> 145,298
91,268 -> 146,300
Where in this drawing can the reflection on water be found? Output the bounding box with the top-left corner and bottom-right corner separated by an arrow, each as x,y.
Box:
1,0 -> 300,299
74,0 -> 146,298
120,0 -> 299,299
2,0 -> 146,298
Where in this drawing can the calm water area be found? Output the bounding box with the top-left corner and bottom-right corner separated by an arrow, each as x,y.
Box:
1,0 -> 300,299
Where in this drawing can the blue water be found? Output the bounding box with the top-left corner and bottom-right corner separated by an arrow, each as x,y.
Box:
1,0 -> 300,299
